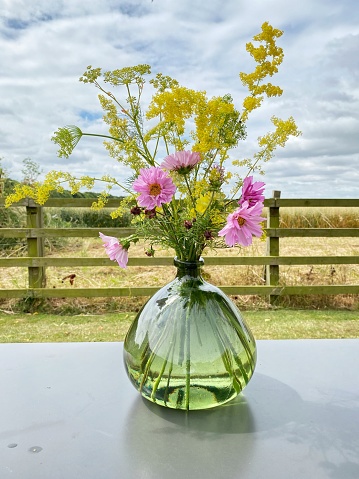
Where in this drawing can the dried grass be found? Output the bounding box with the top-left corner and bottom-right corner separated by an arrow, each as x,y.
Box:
1,208 -> 358,313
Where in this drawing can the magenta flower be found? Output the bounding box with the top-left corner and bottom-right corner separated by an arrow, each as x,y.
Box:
239,176 -> 265,207
99,232 -> 128,268
161,150 -> 201,174
133,166 -> 176,209
218,201 -> 264,247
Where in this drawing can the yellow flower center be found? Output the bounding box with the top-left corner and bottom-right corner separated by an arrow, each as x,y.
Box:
237,217 -> 246,226
149,183 -> 161,196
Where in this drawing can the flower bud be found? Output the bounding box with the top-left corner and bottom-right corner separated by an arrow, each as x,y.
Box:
130,205 -> 142,215
145,208 -> 156,219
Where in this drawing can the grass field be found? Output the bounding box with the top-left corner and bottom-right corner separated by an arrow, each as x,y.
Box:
0,309 -> 358,343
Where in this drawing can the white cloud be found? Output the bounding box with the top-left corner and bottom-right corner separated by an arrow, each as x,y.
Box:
0,0 -> 358,199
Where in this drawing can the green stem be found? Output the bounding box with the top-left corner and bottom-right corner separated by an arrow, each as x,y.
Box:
201,149 -> 220,180
53,174 -> 134,197
185,303 -> 191,410
215,318 -> 249,386
161,204 -> 183,254
184,175 -> 196,210
228,160 -> 261,201
82,132 -> 125,143
139,294 -> 183,396
125,84 -> 155,166
204,299 -> 243,390
81,132 -> 149,163
93,80 -> 154,165
163,332 -> 177,405
221,301 -> 256,374
150,342 -> 173,402
86,175 -> 134,196
201,190 -> 216,217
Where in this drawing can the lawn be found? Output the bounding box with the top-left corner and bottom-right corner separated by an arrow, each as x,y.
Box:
0,309 -> 357,343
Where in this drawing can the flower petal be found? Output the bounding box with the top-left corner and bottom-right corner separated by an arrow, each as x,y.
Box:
133,166 -> 176,209
99,232 -> 128,268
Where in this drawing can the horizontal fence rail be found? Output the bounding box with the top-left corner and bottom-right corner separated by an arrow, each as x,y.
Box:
1,227 -> 359,238
1,256 -> 359,268
3,197 -> 359,208
1,194 -> 359,303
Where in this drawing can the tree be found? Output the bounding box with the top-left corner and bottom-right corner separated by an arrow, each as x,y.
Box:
0,157 -> 6,196
21,158 -> 43,185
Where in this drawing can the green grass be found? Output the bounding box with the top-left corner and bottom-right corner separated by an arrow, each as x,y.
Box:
0,309 -> 357,343
248,309 -> 359,339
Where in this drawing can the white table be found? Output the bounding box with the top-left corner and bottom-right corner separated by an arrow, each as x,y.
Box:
0,340 -> 358,478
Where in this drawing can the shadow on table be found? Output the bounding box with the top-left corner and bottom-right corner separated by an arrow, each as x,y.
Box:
122,373 -> 299,479
139,372 -> 301,434
123,373 -> 359,479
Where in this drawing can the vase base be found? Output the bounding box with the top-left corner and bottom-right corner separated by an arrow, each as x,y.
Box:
140,390 -> 240,411
127,367 -> 243,410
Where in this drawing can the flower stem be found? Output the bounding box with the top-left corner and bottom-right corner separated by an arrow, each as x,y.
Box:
184,302 -> 191,410
184,175 -> 196,210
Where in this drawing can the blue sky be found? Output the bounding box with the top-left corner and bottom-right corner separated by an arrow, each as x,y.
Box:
0,0 -> 358,198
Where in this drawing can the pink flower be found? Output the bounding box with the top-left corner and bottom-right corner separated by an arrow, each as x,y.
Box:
161,151 -> 201,174
133,166 -> 176,209
239,176 -> 265,207
99,232 -> 128,268
218,201 -> 265,247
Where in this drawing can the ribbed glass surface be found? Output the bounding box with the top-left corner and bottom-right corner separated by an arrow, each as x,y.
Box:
123,258 -> 256,410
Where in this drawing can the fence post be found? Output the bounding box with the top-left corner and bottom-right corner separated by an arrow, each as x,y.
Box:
26,201 -> 46,288
266,190 -> 281,304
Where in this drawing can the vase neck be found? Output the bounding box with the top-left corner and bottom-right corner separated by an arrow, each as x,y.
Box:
174,257 -> 204,279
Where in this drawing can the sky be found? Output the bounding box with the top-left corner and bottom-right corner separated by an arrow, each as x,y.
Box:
0,0 -> 359,199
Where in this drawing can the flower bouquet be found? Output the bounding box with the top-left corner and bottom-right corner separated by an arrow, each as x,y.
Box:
6,22 -> 300,409
6,21 -> 299,265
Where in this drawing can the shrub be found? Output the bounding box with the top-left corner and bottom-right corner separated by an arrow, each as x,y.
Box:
0,207 -> 26,251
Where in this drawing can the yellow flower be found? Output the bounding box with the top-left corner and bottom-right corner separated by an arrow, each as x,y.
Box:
195,193 -> 212,214
193,95 -> 243,155
189,192 -> 212,217
240,22 -> 284,121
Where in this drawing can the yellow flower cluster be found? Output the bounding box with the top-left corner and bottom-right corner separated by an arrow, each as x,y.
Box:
5,171 -> 69,206
146,84 -> 245,159
146,86 -> 205,150
189,192 -> 223,226
231,116 -> 301,174
230,116 -> 301,197
193,95 -> 242,156
80,64 -> 151,86
98,93 -> 149,171
4,171 -> 114,207
193,193 -> 212,215
190,179 -> 210,199
256,116 -> 301,161
110,196 -> 136,219
208,168 -> 222,186
240,22 -> 284,122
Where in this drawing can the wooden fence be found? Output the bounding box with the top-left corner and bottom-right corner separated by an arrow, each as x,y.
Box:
1,194 -> 359,304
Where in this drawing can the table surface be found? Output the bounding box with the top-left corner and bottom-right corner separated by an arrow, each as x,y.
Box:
0,339 -> 358,479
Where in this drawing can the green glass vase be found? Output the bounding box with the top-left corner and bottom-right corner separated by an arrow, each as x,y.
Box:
123,258 -> 256,410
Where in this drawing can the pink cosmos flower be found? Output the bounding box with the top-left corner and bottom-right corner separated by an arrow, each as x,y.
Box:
239,176 -> 265,207
133,166 -> 176,209
218,201 -> 265,247
99,232 -> 128,268
161,151 -> 201,174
